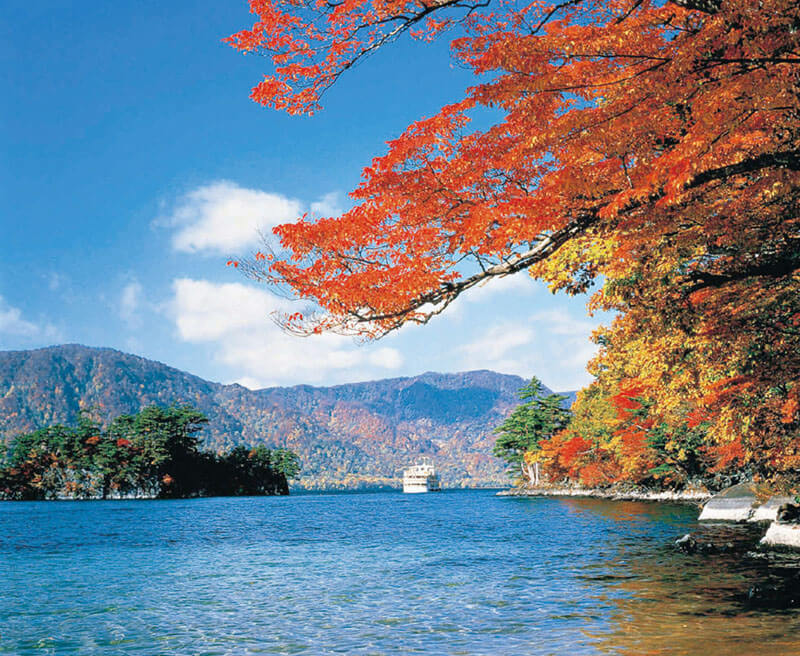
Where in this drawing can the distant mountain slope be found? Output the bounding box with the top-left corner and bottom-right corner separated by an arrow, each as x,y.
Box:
0,345 -> 568,488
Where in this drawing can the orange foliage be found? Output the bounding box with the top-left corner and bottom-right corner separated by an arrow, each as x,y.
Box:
783,397 -> 799,425
578,462 -> 615,489
558,436 -> 593,476
228,0 -> 800,489
711,441 -> 746,471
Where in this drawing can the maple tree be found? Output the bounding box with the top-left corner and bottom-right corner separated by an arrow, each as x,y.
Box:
228,0 -> 800,489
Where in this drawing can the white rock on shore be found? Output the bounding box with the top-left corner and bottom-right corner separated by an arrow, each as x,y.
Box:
761,522 -> 800,549
750,496 -> 794,523
497,486 -> 709,503
697,483 -> 758,521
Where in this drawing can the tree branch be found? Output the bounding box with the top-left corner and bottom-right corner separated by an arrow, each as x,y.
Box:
335,149 -> 800,335
668,0 -> 721,14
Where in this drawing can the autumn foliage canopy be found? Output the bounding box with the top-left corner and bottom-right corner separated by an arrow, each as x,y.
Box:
227,0 -> 800,490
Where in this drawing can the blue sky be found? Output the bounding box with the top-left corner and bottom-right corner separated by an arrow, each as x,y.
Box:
1,0 -> 611,392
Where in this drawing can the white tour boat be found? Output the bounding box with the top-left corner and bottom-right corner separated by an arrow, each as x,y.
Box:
402,461 -> 442,493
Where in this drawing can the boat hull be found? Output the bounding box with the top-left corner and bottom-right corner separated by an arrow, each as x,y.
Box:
402,477 -> 442,494
402,462 -> 442,493
403,483 -> 441,493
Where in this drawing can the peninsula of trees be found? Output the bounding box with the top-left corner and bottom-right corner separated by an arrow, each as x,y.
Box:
227,0 -> 800,494
0,405 -> 300,500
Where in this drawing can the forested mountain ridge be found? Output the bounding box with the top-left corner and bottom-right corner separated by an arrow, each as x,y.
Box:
0,345 -> 565,488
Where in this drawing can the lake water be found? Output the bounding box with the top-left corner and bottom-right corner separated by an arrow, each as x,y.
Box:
2,490 -> 800,655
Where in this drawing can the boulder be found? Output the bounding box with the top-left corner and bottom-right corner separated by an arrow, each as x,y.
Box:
747,577 -> 800,609
750,496 -> 794,523
698,482 -> 758,521
675,533 -> 697,553
761,522 -> 800,549
777,503 -> 800,524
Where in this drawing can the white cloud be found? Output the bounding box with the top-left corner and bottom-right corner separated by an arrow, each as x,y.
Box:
369,347 -> 404,369
119,280 -> 144,327
162,182 -> 350,256
460,324 -> 534,362
0,298 -> 40,338
168,278 -> 403,387
456,309 -> 604,392
464,273 -> 537,303
166,181 -> 303,254
0,296 -> 61,346
233,376 -> 268,390
310,191 -> 344,218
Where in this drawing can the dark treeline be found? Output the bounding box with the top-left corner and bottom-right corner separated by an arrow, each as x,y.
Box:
0,405 -> 301,500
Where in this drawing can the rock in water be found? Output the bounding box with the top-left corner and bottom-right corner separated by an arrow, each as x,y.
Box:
761,522 -> 800,549
777,503 -> 800,524
675,534 -> 697,553
747,575 -> 800,609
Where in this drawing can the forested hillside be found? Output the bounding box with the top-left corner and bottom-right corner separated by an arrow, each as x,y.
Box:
0,345 -> 552,488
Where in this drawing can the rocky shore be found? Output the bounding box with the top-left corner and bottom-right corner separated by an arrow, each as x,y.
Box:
497,484 -> 710,504
501,482 -> 800,609
501,482 -> 800,549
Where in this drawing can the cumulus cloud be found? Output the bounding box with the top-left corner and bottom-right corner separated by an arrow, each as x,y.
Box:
464,273 -> 537,303
0,298 -> 40,338
369,347 -> 404,369
310,191 -> 344,218
119,280 -> 144,327
168,278 -> 403,388
460,324 -> 535,362
0,296 -> 60,346
457,309 -> 603,391
165,181 -> 303,254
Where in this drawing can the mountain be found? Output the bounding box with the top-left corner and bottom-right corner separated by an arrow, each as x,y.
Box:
0,344 -> 567,488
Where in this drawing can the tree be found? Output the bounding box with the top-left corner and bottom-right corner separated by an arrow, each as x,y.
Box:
269,448 -> 302,480
228,0 -> 800,491
228,0 -> 797,334
0,405 -> 301,499
125,405 -> 209,497
214,445 -> 299,495
492,378 -> 570,485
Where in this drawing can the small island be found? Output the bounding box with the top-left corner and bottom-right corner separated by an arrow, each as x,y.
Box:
0,405 -> 300,500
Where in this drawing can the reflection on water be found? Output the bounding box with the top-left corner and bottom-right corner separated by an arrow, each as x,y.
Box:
561,499 -> 800,655
1,491 -> 799,655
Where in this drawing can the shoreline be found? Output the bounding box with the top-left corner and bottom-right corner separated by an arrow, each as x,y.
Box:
501,485 -> 800,550
497,485 -> 711,505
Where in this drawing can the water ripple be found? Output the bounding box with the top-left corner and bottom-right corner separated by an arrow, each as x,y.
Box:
2,492 -> 800,654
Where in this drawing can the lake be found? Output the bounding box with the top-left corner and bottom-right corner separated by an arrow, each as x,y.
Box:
2,490 -> 799,655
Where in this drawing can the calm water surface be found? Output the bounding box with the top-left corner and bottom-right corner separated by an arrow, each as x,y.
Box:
2,490 -> 799,655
